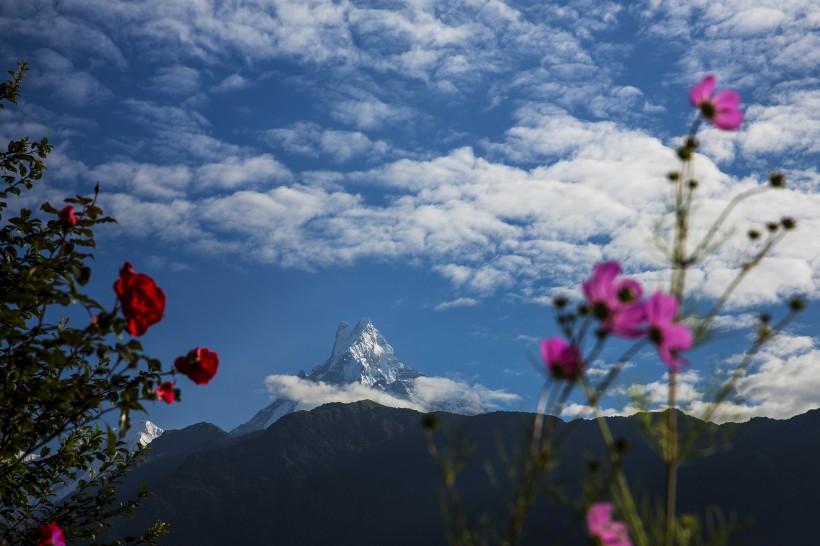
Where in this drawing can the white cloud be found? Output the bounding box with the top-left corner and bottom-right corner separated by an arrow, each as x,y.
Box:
31,48 -> 113,105
739,89 -> 820,158
92,119 -> 819,304
265,122 -> 391,162
264,374 -> 424,413
195,154 -> 292,190
686,334 -> 820,422
263,374 -> 520,415
434,297 -> 479,311
327,89 -> 417,131
149,65 -> 201,96
412,376 -> 521,413
213,73 -> 248,93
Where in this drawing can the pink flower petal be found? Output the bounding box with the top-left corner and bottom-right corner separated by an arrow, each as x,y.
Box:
582,261 -> 622,303
689,75 -> 715,106
611,302 -> 647,339
714,108 -> 744,130
540,337 -> 567,365
713,88 -> 740,109
645,291 -> 678,323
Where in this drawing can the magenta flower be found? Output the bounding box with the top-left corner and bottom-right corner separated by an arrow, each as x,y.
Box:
689,75 -> 744,131
541,337 -> 583,380
37,521 -> 66,546
587,502 -> 632,546
582,261 -> 646,338
645,291 -> 693,371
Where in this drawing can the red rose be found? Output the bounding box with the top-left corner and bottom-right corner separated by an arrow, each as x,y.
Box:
175,347 -> 219,385
156,381 -> 176,404
114,262 -> 166,336
58,205 -> 77,231
38,521 -> 66,546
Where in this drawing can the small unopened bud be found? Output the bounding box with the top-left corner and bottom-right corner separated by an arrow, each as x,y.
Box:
788,296 -> 806,312
677,147 -> 692,161
769,172 -> 785,188
578,304 -> 590,316
421,413 -> 439,431
59,205 -> 77,231
766,222 -> 779,233
687,179 -> 699,190
747,229 -> 761,240
759,313 -> 771,324
586,456 -> 601,473
781,217 -> 796,230
667,171 -> 680,181
553,296 -> 568,309
685,136 -> 699,150
614,437 -> 631,453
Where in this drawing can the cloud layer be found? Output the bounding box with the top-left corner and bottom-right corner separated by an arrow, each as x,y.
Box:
264,374 -> 520,415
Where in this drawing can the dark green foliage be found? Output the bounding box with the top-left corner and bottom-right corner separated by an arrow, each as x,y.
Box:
0,62 -> 168,545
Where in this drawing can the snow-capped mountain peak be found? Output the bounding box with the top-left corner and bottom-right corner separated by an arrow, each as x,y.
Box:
230,319 -> 423,437
310,318 -> 420,389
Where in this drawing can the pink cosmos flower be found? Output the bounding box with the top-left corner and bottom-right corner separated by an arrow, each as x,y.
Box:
37,521 -> 66,546
582,261 -> 646,338
587,502 -> 632,546
156,381 -> 175,404
645,291 -> 693,371
540,337 -> 583,380
689,75 -> 744,131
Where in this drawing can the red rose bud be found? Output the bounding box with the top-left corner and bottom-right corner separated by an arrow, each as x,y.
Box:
156,381 -> 176,404
175,347 -> 219,385
58,205 -> 77,231
114,262 -> 166,336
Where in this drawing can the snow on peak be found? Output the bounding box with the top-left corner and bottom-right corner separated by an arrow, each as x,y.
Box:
230,319 -> 424,437
312,318 -> 421,389
139,420 -> 164,446
124,419 -> 164,447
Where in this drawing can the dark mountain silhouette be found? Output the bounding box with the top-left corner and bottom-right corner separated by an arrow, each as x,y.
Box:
108,402 -> 820,545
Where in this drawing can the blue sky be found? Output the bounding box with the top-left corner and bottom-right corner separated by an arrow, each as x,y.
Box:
1,0 -> 818,432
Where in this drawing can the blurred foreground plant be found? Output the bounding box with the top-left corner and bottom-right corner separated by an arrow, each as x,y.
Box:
0,61 -> 218,545
426,74 -> 804,546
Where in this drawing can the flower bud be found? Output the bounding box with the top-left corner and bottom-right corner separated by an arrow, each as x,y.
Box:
667,171 -> 680,181
687,179 -> 699,190
788,296 -> 806,312
421,413 -> 439,430
769,172 -> 785,188
553,296 -> 568,309
766,222 -> 779,232
677,147 -> 692,161
781,217 -> 796,230
747,229 -> 761,240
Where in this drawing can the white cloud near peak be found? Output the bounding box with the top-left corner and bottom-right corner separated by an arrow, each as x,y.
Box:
263,374 -> 520,415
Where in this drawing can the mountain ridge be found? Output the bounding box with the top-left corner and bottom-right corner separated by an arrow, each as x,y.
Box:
108,402 -> 820,545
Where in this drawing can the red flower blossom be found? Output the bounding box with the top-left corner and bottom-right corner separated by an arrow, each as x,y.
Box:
114,262 -> 166,336
38,522 -> 66,546
175,347 -> 219,385
58,206 -> 77,231
541,337 -> 583,380
156,381 -> 176,404
690,75 -> 744,131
